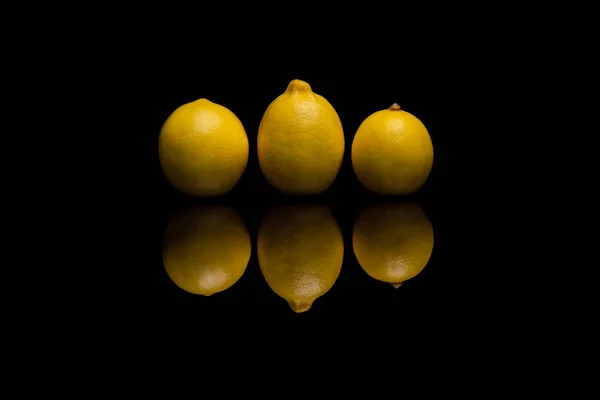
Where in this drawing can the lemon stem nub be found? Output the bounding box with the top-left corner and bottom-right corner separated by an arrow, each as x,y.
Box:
288,300 -> 312,313
389,103 -> 401,111
391,282 -> 403,289
286,79 -> 312,93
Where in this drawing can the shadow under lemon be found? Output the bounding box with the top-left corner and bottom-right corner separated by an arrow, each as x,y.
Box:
353,202 -> 434,288
257,204 -> 344,313
162,205 -> 251,296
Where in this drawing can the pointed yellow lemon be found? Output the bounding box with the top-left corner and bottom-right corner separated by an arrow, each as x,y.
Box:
257,79 -> 345,194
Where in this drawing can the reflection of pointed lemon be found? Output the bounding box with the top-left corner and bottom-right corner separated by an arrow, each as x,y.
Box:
257,205 -> 344,313
162,205 -> 251,295
353,202 -> 433,288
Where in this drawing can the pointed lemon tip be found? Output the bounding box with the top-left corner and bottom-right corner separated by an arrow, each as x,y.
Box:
286,79 -> 312,93
391,282 -> 403,289
389,103 -> 401,111
288,300 -> 312,313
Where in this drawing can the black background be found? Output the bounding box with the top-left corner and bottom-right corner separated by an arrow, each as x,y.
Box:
92,26 -> 527,363
58,6 -> 556,374
134,64 -> 468,330
106,35 -> 502,342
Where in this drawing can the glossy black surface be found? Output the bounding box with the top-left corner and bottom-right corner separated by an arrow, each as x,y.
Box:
162,208 -> 442,322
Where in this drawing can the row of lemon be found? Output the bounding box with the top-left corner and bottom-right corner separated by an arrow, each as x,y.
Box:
163,202 -> 434,313
159,79 -> 434,197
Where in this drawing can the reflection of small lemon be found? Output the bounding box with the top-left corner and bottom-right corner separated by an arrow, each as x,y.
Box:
162,205 -> 250,295
258,205 -> 344,313
353,202 -> 433,288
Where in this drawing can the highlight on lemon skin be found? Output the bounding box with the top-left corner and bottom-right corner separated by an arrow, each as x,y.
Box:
352,202 -> 434,288
257,79 -> 345,195
162,205 -> 251,296
158,98 -> 249,197
351,103 -> 433,196
257,204 -> 344,313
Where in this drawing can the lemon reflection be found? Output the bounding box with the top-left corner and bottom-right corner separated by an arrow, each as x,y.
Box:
162,205 -> 251,296
258,204 -> 344,313
353,202 -> 433,288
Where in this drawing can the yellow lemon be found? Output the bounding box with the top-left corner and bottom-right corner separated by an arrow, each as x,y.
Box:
351,103 -> 433,195
257,205 -> 344,312
162,205 -> 251,296
352,202 -> 433,288
257,79 -> 345,194
159,99 -> 249,197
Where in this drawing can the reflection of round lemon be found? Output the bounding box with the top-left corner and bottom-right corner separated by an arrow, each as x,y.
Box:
159,98 -> 249,197
258,205 -> 344,313
257,79 -> 345,194
353,202 -> 433,288
162,205 -> 250,296
351,104 -> 433,195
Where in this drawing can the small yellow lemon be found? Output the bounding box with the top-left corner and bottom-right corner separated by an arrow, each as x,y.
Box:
351,103 -> 433,195
159,99 -> 249,197
353,202 -> 433,288
258,205 -> 344,312
257,79 -> 345,194
162,205 -> 251,296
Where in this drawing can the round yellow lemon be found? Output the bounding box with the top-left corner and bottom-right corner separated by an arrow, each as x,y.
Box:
159,98 -> 249,197
257,79 -> 345,194
351,103 -> 433,195
258,205 -> 344,312
353,202 -> 433,288
162,205 -> 251,296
